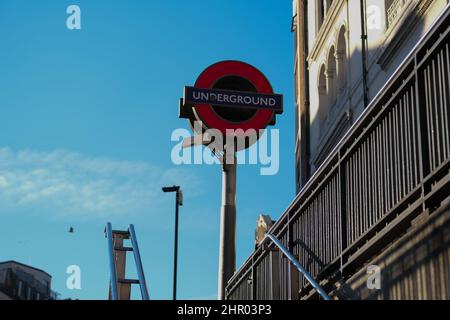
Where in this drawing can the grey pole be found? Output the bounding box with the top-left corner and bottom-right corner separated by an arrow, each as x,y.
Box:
162,185 -> 181,301
218,152 -> 237,300
173,191 -> 180,301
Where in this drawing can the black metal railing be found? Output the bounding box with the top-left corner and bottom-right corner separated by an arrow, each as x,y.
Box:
226,6 -> 450,300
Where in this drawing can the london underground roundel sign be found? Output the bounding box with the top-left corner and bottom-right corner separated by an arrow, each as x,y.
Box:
180,61 -> 283,138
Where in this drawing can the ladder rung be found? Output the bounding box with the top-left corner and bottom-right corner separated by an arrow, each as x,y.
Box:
114,246 -> 133,252
118,279 -> 140,284
112,230 -> 130,238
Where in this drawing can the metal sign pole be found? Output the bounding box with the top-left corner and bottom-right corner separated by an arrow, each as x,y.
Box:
218,151 -> 237,300
179,60 -> 283,300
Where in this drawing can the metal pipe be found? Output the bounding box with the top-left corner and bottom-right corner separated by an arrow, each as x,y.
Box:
218,153 -> 237,300
106,222 -> 118,300
298,0 -> 311,191
265,233 -> 331,301
129,224 -> 150,300
360,0 -> 369,108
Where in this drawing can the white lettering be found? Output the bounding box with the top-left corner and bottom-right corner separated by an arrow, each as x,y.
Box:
66,265 -> 81,290
259,129 -> 279,176
367,5 -> 382,30
66,5 -> 81,30
171,128 -> 192,165
193,91 -> 201,100
367,265 -> 381,290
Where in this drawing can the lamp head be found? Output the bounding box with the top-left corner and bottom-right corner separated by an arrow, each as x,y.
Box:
162,186 -> 180,193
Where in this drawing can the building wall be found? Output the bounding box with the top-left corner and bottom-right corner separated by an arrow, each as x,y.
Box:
334,203 -> 450,300
0,291 -> 12,300
0,261 -> 53,300
0,262 -> 51,289
229,5 -> 450,299
294,0 -> 450,190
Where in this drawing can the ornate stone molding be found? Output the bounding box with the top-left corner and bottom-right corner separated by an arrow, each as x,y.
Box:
377,0 -> 435,69
307,0 -> 345,63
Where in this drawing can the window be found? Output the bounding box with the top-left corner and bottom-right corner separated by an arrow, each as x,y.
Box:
327,46 -> 337,107
318,0 -> 325,30
318,65 -> 327,124
318,38 -> 348,130
317,0 -> 335,31
17,280 -> 23,298
337,26 -> 348,90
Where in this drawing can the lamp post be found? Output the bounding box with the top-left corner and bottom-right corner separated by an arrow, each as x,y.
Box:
162,185 -> 183,300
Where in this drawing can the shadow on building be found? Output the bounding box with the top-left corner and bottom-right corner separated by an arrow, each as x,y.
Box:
226,3 -> 450,300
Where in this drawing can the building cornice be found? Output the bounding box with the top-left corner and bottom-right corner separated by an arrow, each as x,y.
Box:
377,0 -> 435,69
0,260 -> 52,279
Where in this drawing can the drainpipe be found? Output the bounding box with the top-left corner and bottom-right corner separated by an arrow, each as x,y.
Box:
360,0 -> 369,108
297,0 -> 311,191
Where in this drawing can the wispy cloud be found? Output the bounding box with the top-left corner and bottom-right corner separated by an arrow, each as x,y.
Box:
0,147 -> 203,219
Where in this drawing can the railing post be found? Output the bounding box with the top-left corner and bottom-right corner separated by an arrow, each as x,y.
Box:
339,151 -> 348,275
251,258 -> 257,300
287,223 -> 299,300
414,54 -> 431,216
270,250 -> 280,300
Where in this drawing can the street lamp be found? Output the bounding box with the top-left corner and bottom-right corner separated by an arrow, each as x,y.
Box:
162,185 -> 183,300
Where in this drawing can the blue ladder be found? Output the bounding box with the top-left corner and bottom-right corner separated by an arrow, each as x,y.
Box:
105,223 -> 150,300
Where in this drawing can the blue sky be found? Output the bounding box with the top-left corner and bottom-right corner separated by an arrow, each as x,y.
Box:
0,0 -> 294,300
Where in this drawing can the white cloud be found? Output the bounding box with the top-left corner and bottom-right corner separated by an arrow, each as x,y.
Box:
0,175 -> 8,188
0,147 -> 203,219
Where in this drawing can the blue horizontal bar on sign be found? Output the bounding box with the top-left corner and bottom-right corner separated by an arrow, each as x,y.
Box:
184,86 -> 283,114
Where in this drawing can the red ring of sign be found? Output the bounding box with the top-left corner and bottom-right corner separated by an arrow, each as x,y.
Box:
193,61 -> 275,135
